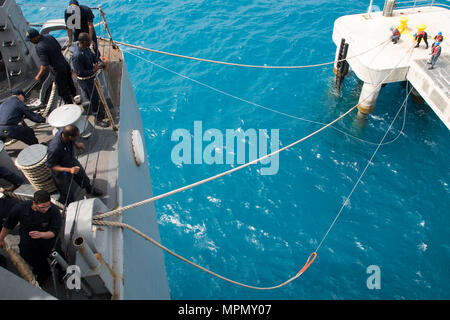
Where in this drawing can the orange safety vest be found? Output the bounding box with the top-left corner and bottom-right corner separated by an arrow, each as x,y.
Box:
417,31 -> 426,38
434,45 -> 441,55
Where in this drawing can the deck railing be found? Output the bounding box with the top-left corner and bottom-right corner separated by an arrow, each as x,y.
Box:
390,0 -> 450,9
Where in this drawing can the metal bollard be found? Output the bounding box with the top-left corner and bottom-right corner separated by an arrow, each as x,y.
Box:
383,0 -> 396,17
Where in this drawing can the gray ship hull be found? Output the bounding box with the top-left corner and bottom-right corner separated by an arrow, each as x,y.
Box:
118,64 -> 170,299
0,0 -> 170,299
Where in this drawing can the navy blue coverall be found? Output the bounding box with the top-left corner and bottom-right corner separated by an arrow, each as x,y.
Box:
0,166 -> 23,225
45,128 -> 93,204
64,2 -> 99,56
0,96 -> 45,145
35,34 -> 77,104
3,200 -> 61,282
72,45 -> 106,120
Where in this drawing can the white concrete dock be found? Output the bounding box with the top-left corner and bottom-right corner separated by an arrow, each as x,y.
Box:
332,6 -> 450,128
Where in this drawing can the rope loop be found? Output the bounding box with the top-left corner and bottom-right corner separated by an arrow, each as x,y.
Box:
296,252 -> 317,277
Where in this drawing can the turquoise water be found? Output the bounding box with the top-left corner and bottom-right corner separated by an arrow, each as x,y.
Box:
22,0 -> 449,299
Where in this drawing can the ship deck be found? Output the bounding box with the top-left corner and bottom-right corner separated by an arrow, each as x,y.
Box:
0,38 -> 125,299
5,116 -> 119,209
2,37 -> 124,209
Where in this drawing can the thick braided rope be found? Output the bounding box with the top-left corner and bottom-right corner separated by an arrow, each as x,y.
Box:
93,219 -> 317,290
4,240 -> 41,289
94,44 -> 415,221
94,102 -> 358,220
15,155 -> 57,193
1,189 -> 65,210
107,37 -> 391,69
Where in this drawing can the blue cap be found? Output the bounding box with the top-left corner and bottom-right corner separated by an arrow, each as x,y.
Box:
390,27 -> 393,31
435,41 -> 440,45
69,0 -> 79,5
25,28 -> 39,40
12,88 -> 25,97
438,32 -> 442,36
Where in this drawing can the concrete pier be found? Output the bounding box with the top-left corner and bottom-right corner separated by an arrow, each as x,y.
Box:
332,6 -> 450,127
407,55 -> 450,126
357,82 -> 382,116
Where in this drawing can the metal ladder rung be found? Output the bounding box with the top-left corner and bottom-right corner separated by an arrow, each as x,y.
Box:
2,40 -> 15,47
9,69 -> 22,77
9,56 -> 21,62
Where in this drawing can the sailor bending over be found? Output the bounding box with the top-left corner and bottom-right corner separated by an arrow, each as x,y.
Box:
46,125 -> 102,204
27,28 -> 77,105
0,89 -> 45,145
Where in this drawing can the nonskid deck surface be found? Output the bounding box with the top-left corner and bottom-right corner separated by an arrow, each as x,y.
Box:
4,113 -> 119,210
3,37 -> 124,208
1,101 -> 119,299
411,54 -> 450,99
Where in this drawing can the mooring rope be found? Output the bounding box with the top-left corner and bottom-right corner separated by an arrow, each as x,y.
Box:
1,189 -> 65,210
93,78 -> 412,291
94,102 -> 358,221
15,155 -> 58,193
109,37 -> 391,69
89,46 -> 415,291
315,83 -> 413,253
4,243 -> 41,289
93,219 -> 317,290
123,49 -> 408,147
94,44 -> 414,222
314,45 -> 416,252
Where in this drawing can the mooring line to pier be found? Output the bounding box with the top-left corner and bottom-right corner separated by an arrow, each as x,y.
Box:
90,47 -> 415,291
94,46 -> 415,221
110,37 -> 390,69
93,219 -> 317,290
94,100 -> 359,221
314,45 -> 416,252
314,83 -> 413,253
123,49 -> 408,147
93,82 -> 412,291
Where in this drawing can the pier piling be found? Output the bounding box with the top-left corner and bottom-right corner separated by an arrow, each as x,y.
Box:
357,82 -> 382,118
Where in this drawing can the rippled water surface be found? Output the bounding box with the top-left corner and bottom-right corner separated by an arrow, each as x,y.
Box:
22,0 -> 449,299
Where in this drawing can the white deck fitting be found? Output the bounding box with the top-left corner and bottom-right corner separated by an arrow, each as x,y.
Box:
332,6 -> 450,128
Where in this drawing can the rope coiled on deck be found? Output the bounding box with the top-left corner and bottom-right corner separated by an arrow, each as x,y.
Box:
15,155 -> 57,194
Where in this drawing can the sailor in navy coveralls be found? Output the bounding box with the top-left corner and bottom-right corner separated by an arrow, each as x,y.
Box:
46,125 -> 102,204
27,28 -> 77,105
72,32 -> 109,127
0,89 -> 45,145
65,0 -> 100,57
0,190 -> 61,283
0,166 -> 23,224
